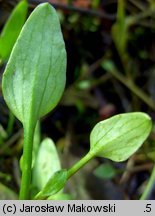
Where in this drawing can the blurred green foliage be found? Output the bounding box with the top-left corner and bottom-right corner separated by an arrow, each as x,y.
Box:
0,0 -> 28,63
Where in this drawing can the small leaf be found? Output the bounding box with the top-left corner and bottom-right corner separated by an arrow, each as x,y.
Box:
32,138 -> 61,190
90,112 -> 152,162
0,124 -> 7,144
34,169 -> 67,199
111,0 -> 128,56
94,163 -> 117,179
2,3 -> 66,127
0,0 -> 28,62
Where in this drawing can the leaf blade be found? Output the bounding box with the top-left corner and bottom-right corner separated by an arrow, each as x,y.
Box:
34,169 -> 67,199
32,138 -> 61,190
2,3 -> 66,125
90,112 -> 152,162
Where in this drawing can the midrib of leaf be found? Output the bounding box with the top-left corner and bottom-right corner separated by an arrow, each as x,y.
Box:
91,116 -> 121,149
21,17 -> 37,125
24,7 -> 47,128
93,116 -> 138,147
20,8 -> 50,199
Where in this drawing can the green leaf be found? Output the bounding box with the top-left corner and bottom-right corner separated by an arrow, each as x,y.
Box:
94,163 -> 117,179
111,0 -> 128,56
0,0 -> 28,62
32,138 -> 61,190
34,169 -> 67,199
0,124 -> 7,144
2,3 -> 66,127
90,112 -> 152,162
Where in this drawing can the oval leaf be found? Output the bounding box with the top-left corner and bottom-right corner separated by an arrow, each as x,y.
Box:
94,163 -> 117,179
34,169 -> 67,200
2,3 -> 66,126
32,138 -> 61,190
0,0 -> 28,62
90,112 -> 152,162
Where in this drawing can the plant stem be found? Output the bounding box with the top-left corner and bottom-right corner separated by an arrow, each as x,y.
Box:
19,124 -> 35,199
102,62 -> 155,111
127,8 -> 155,26
67,151 -> 94,180
140,165 -> 155,200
